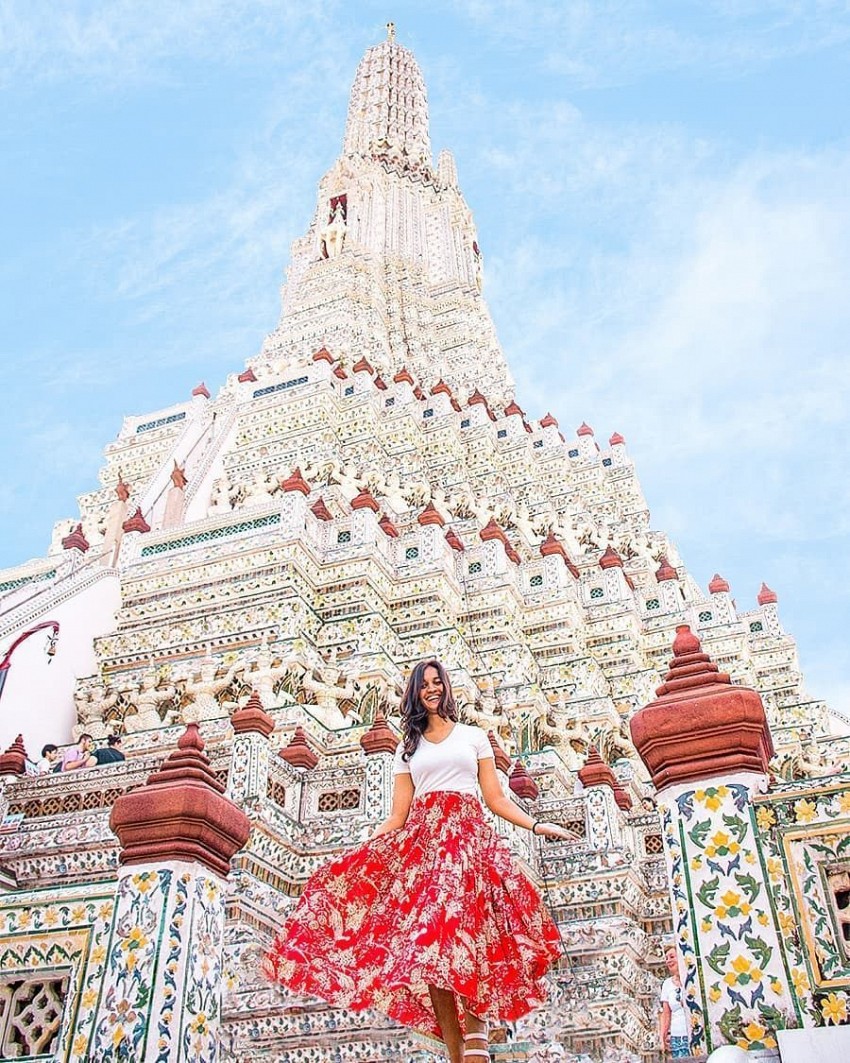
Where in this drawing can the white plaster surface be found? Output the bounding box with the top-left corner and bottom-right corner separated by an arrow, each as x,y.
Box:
777,1025 -> 850,1062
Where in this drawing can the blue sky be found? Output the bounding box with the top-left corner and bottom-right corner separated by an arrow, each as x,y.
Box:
1,1 -> 848,712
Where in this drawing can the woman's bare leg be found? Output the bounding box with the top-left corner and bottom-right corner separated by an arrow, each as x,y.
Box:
462,1002 -> 488,1058
428,984 -> 463,1063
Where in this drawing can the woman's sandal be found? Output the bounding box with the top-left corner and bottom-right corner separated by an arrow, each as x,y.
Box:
462,1029 -> 489,1059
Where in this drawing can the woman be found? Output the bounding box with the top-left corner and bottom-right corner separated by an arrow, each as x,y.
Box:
267,659 -> 571,1062
658,946 -> 690,1058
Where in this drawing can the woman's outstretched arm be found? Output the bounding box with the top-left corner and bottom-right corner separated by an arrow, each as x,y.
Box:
478,758 -> 574,839
371,771 -> 415,837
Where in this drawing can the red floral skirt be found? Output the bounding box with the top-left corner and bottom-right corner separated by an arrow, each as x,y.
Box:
265,790 -> 562,1038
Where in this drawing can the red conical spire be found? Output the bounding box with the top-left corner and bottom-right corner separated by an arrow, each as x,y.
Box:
758,582 -> 778,605
509,760 -> 539,800
360,709 -> 399,756
577,422 -> 594,437
310,498 -> 333,521
655,556 -> 678,582
109,723 -> 251,876
708,573 -> 730,594
281,468 -> 311,495
231,690 -> 275,738
279,726 -> 319,771
0,735 -> 28,776
599,545 -> 623,569
62,523 -> 90,553
487,731 -> 511,774
351,488 -> 380,512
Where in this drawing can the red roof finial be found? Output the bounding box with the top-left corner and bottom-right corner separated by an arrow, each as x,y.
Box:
487,731 -> 511,774
503,400 -> 524,418
360,709 -> 399,756
109,722 -> 251,876
630,625 -> 774,789
430,379 -> 452,397
444,528 -> 464,552
708,573 -> 730,594
540,412 -> 559,429
393,367 -> 414,386
62,523 -> 90,553
281,468 -> 311,495
0,735 -> 28,776
237,368 -> 257,382
578,747 -> 617,791
351,488 -> 380,512
577,422 -> 594,437
599,545 -> 623,570
310,498 -> 333,521
231,690 -> 275,738
312,347 -> 334,364
352,356 -> 374,375
609,431 -> 625,446
122,507 -> 151,534
655,556 -> 678,582
279,726 -> 319,770
417,502 -> 445,527
758,582 -> 778,606
192,382 -> 211,399
508,760 -> 539,800
378,514 -> 399,538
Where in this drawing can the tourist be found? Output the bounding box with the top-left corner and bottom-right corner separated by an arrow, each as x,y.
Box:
59,733 -> 94,771
267,659 -> 571,1063
659,946 -> 690,1058
36,744 -> 60,774
89,734 -> 125,766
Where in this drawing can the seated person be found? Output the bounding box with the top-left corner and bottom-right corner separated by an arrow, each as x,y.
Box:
88,734 -> 125,766
60,733 -> 94,771
37,744 -> 61,774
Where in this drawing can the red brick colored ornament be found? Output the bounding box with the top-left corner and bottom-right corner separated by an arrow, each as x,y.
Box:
417,502 -> 445,527
709,573 -> 730,594
312,347 -> 334,364
599,545 -> 623,569
310,498 -> 333,521
758,582 -> 778,605
192,382 -> 211,399
503,400 -> 524,418
0,735 -> 28,776
577,422 -> 594,437
629,625 -> 774,790
237,368 -> 257,382
378,514 -> 399,538
351,488 -> 380,512
374,375 -> 388,390
109,723 -> 251,877
333,365 -> 348,379
609,432 -> 625,446
487,731 -> 511,774
578,747 -> 617,791
508,760 -> 539,801
444,528 -> 464,552
279,726 -> 319,771
540,412 -> 559,429
353,357 -> 374,375
430,379 -> 452,397
281,468 -> 311,495
122,507 -> 151,534
393,367 -> 414,386
655,556 -> 678,582
62,523 -> 90,552
231,690 -> 275,738
360,709 -> 399,756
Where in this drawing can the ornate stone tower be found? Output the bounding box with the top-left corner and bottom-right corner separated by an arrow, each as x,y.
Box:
0,25 -> 844,1063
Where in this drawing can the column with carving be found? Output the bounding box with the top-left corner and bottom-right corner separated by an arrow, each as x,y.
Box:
228,689 -> 275,809
359,709 -> 399,822
90,724 -> 250,1061
630,625 -> 793,1057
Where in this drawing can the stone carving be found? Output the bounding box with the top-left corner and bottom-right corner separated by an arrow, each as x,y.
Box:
123,670 -> 179,733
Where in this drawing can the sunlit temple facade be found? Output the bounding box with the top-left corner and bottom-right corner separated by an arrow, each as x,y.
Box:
0,27 -> 848,1063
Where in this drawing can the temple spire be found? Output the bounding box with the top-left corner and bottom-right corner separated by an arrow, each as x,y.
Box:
343,28 -> 432,169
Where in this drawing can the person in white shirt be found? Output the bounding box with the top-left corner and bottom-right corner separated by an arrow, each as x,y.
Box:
267,659 -> 571,1063
659,946 -> 690,1058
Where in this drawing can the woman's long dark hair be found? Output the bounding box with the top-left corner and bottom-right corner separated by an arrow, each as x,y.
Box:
400,659 -> 458,762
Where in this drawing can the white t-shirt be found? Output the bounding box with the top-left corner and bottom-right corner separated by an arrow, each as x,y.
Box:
660,976 -> 688,1037
393,722 -> 494,796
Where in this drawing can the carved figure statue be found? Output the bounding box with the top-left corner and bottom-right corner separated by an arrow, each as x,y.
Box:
72,683 -> 118,740
181,654 -> 242,723
162,461 -> 188,529
123,671 -> 179,733
100,475 -> 131,566
301,655 -> 360,728
207,477 -> 232,516
241,470 -> 276,509
320,201 -> 347,259
247,637 -> 300,704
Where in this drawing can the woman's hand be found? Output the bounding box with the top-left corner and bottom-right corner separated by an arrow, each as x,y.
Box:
534,821 -> 577,840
